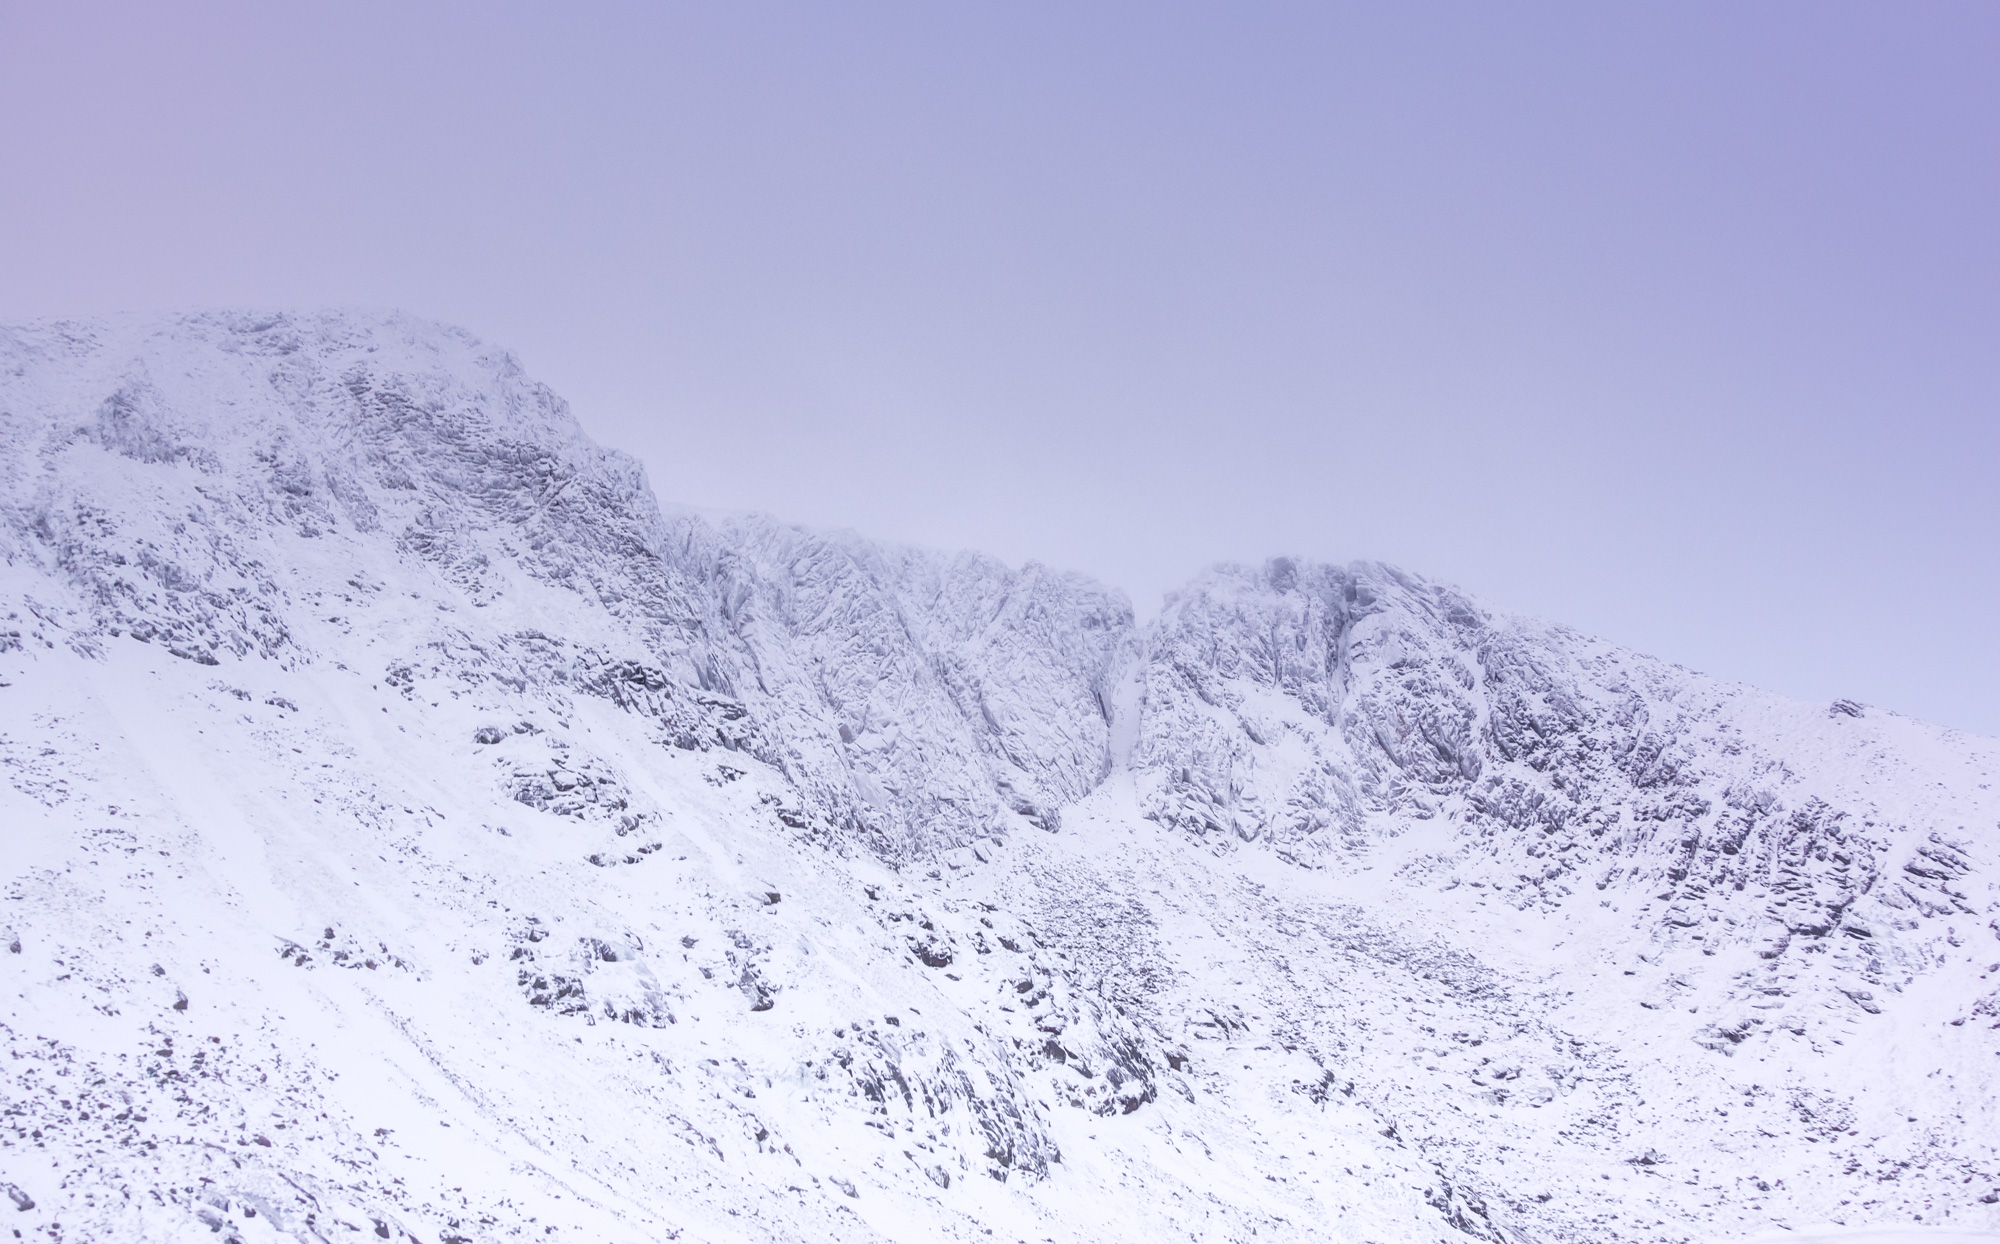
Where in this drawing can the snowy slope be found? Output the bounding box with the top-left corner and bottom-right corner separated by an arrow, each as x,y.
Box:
1,311 -> 1997,1244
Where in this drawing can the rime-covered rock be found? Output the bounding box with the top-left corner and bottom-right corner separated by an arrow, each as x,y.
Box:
2,311 -> 1997,1244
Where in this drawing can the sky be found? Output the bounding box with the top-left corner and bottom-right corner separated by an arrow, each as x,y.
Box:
2,2 -> 1996,735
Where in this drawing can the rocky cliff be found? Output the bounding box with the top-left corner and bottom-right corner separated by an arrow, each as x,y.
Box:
2,312 -> 1996,1244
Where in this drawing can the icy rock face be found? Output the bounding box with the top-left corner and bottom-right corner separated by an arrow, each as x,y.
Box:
1142,557 -> 1979,935
0,311 -> 1130,864
4,311 -> 1999,1244
1136,556 -> 1676,858
684,518 -> 1133,858
1135,555 -> 1997,1052
1135,558 -> 1488,857
0,310 -> 678,662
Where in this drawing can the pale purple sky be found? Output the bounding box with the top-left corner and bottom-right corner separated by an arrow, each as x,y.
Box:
3,3 -> 1996,735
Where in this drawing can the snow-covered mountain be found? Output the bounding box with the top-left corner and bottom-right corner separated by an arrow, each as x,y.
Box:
2,311 -> 1996,1244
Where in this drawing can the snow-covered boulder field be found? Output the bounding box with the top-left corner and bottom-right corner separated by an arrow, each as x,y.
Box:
3,311 -> 1997,1243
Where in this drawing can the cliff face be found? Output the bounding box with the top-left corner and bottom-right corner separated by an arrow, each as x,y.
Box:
2,311 -> 1996,1244
0,311 -> 1134,865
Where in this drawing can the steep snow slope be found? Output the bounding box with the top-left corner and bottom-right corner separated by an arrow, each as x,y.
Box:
1,312 -> 1997,1244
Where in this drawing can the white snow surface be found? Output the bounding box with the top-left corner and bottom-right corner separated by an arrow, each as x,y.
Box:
1,310 -> 1997,1244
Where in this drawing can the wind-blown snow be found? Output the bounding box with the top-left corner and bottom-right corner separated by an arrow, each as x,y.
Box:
1,311 -> 1996,1244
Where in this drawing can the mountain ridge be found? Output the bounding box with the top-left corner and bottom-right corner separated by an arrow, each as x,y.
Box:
2,309 -> 1996,1244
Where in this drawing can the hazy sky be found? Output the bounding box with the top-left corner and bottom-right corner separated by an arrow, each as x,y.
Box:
3,3 -> 1996,735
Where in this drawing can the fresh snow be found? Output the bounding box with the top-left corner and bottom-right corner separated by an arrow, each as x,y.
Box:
1,310 -> 1997,1244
